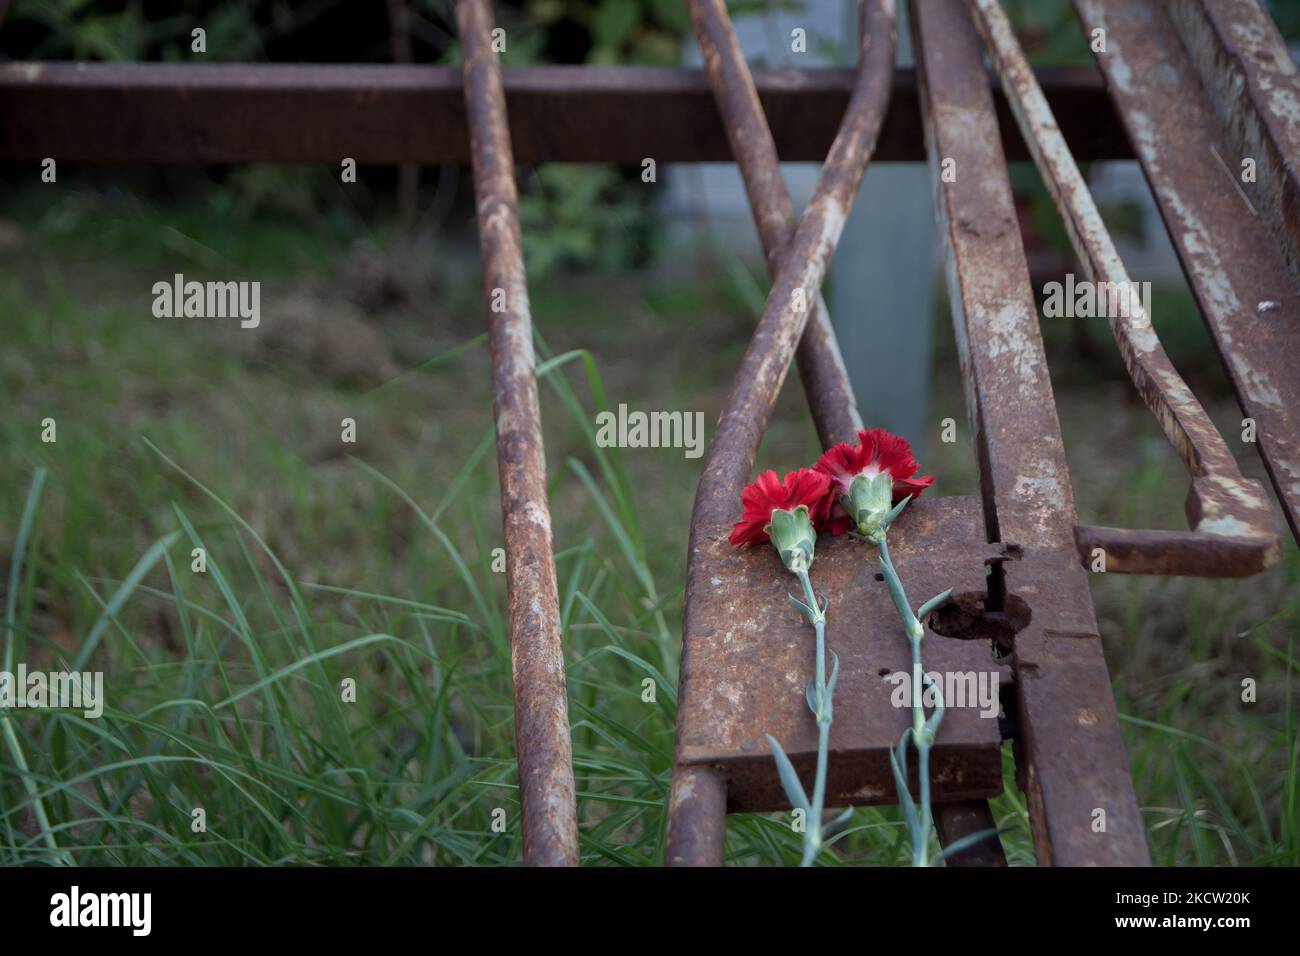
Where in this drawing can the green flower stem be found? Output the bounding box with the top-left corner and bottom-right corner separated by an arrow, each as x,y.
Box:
763,504 -> 845,867
876,532 -> 945,867
795,566 -> 831,868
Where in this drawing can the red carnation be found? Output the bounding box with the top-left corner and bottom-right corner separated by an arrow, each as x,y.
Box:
729,468 -> 833,547
814,428 -> 934,536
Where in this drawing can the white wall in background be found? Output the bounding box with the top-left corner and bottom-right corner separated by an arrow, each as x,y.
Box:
664,0 -> 939,451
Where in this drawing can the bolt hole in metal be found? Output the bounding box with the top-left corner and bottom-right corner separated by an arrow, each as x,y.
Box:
926,591 -> 1031,656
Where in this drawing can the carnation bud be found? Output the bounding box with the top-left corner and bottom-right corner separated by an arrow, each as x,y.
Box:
846,472 -> 895,543
764,504 -> 817,573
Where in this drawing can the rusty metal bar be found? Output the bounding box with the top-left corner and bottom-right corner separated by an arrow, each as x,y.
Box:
665,765 -> 728,866
689,0 -> 1005,868
933,800 -> 1006,867
687,0 -> 861,461
0,62 -> 1132,165
1172,0 -> 1300,282
967,0 -> 1281,578
457,0 -> 579,867
1071,0 -> 1300,548
912,0 -> 1149,865
667,0 -> 896,867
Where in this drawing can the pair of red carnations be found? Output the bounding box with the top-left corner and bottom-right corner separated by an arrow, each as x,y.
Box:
730,428 -> 934,547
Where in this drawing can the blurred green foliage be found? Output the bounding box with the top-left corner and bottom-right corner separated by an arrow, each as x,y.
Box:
8,0 -> 691,64
519,166 -> 658,276
6,0 -> 688,274
12,0 -> 265,60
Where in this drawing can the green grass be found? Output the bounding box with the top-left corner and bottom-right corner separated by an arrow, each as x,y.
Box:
1,192 -> 1297,866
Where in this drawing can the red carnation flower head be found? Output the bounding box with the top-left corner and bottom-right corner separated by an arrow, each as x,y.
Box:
729,468 -> 832,571
814,428 -> 934,540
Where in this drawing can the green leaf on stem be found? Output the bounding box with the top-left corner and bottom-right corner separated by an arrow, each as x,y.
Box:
884,493 -> 913,528
765,734 -> 810,814
916,587 -> 953,623
825,805 -> 855,832
807,650 -> 840,719
889,737 -> 921,837
922,674 -> 946,738
936,826 -> 1003,862
787,592 -> 817,622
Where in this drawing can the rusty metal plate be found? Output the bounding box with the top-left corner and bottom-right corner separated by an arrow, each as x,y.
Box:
677,497 -> 1006,813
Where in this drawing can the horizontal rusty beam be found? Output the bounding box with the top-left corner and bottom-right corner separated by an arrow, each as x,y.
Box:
0,62 -> 1133,164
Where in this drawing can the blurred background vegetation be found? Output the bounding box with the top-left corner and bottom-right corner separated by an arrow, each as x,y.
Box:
1,0 -> 1297,866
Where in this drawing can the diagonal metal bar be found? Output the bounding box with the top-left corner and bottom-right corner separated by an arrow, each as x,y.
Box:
668,0 -> 897,867
968,0 -> 1281,578
912,0 -> 1149,865
687,0 -> 861,452
1071,0 -> 1300,549
688,0 -> 1005,869
457,0 -> 579,867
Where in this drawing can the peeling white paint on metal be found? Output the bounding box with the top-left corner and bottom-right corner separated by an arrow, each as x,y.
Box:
812,199 -> 849,263
716,680 -> 744,710
1012,468 -> 1066,514
1207,474 -> 1272,513
669,771 -> 696,812
1228,355 -> 1286,411
523,500 -> 552,533
975,300 -> 1042,400
1196,514 -> 1255,537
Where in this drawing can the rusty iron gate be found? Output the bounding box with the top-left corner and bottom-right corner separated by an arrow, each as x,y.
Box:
3,0 -> 1296,866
